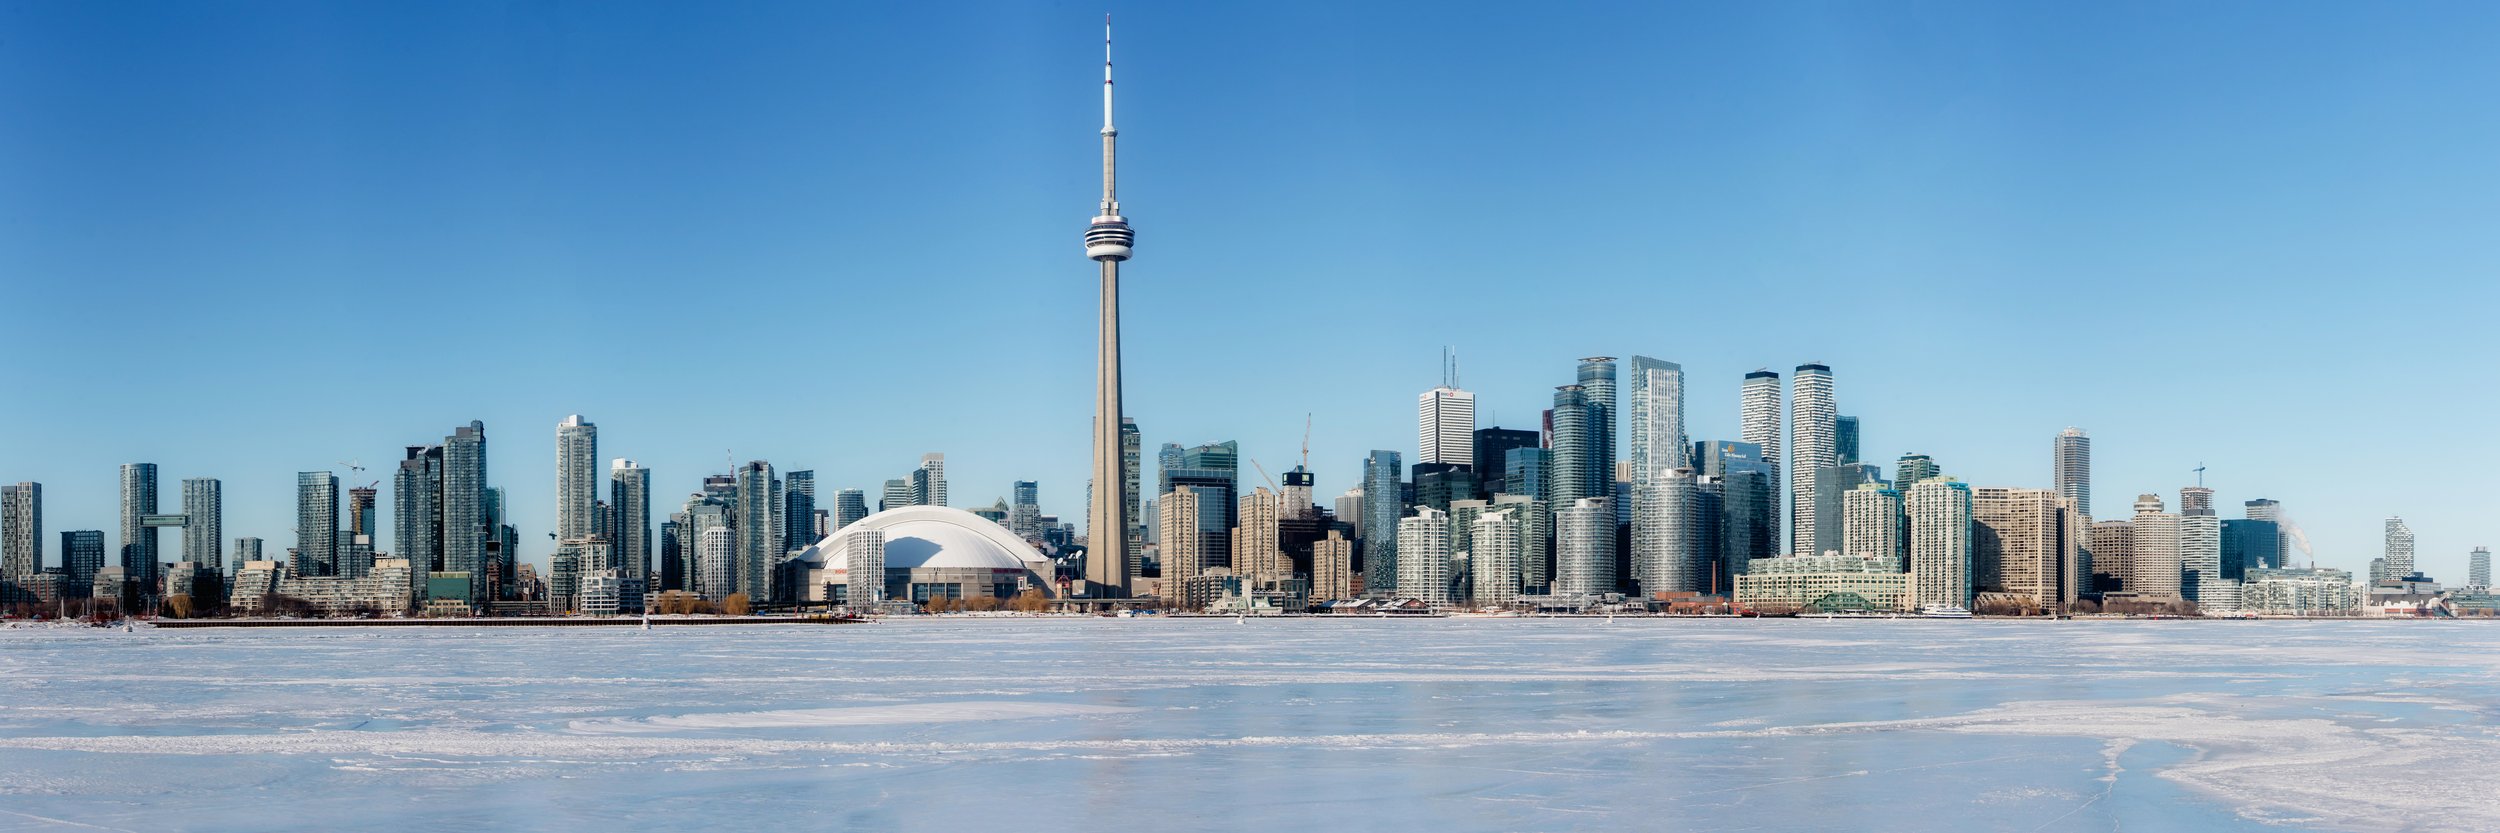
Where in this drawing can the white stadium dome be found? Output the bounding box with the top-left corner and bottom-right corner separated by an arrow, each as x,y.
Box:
795,505 -> 1051,573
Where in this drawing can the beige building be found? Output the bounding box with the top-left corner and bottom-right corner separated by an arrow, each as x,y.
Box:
1312,531 -> 1354,601
1159,487 -> 1205,587
1971,487 -> 2082,609
1735,553 -> 1910,613
2129,494 -> 2182,598
1232,486 -> 1282,581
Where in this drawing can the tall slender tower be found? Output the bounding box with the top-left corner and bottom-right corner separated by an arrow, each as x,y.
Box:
1739,371 -> 1783,553
1789,363 -> 1835,555
2053,428 -> 2091,518
1084,18 -> 1136,598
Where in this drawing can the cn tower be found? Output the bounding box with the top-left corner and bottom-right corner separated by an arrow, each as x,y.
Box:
1083,16 -> 1135,598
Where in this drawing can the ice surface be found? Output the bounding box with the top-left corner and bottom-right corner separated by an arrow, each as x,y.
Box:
2,618 -> 2496,832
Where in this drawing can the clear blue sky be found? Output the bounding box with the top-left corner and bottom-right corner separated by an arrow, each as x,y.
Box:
5,1 -> 2499,578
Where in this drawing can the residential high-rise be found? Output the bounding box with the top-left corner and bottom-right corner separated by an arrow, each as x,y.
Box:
880,479 -> 910,512
1418,384 -> 1476,468
1553,497 -> 1615,598
1739,371 -> 1783,553
612,460 -> 651,582
2469,547 -> 2491,589
2053,428 -> 2091,518
1906,478 -> 1972,608
1894,453 -> 1939,492
394,445 -> 445,573
1010,481 -> 1042,539
735,461 -> 775,601
1625,356 -> 1688,481
1312,530 -> 1354,601
1812,463 -> 1883,558
1971,487 -> 2081,609
234,537 -> 262,566
2384,517 -> 2415,577
1280,467 -> 1315,520
2087,520 -> 2134,594
782,470 -> 816,552
2129,495 -> 2182,598
1161,441 -> 1240,571
1577,357 -> 1618,495
62,530 -> 104,596
119,463 -> 159,588
179,478 -> 221,573
1158,486 -> 1205,586
1697,440 -> 1775,586
1473,427 -> 1540,497
1083,20 -> 1135,599
2179,486 -> 2220,602
1360,450 -> 1402,594
295,472 -> 339,577
3,483 -> 40,582
1470,509 -> 1523,608
1122,418 -> 1143,585
555,415 -> 598,542
442,421 -> 490,598
1548,385 -> 1599,510
908,454 -> 948,507
1633,468 -> 1721,596
695,526 -> 735,602
1835,415 -> 1861,466
1843,483 -> 1906,571
1788,363 -> 1836,556
833,489 -> 869,531
1396,506 -> 1452,605
1233,487 -> 1283,580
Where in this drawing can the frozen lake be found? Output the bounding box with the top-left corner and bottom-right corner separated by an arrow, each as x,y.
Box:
2,618 -> 2496,832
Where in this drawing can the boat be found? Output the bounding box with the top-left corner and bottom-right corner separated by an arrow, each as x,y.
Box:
1918,604 -> 1974,619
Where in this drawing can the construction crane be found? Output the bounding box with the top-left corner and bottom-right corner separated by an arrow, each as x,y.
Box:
1249,458 -> 1280,492
337,459 -> 364,475
1299,413 -> 1312,470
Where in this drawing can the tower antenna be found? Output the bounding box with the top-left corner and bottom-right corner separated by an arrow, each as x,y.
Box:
2194,462 -> 2206,487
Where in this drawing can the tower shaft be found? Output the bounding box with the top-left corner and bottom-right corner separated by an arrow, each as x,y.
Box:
1083,18 -> 1134,597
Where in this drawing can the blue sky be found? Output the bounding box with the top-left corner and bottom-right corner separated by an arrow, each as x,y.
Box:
5,1 -> 2499,578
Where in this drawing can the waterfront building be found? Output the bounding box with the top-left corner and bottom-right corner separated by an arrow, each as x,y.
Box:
735,461 -> 775,601
839,526 -> 888,606
442,422 -> 490,602
1548,385 -> 1599,513
2179,489 -> 2222,602
1419,383 -> 1476,468
782,470 -> 815,554
1626,356 -> 1688,480
1811,463 -> 1883,557
2087,520 -> 2134,594
180,478 -> 220,574
1553,497 -> 1615,598
61,530 -> 103,596
296,472 -> 339,577
1360,450 -> 1402,593
1233,487 -> 1283,581
1633,467 -> 1722,596
1734,553 -> 1910,613
1158,487 -> 1205,585
2054,428 -> 2091,518
2129,495 -> 2183,598
555,415 -> 598,542
1578,357 -> 1618,495
1843,483 -> 1907,571
2,482 -> 37,584
1789,363 -> 1836,556
119,463 -> 159,588
577,570 -> 622,615
1474,428 -> 1540,498
1491,492 -> 1550,593
1396,506 -> 1452,605
1471,508 -> 1523,608
612,460 -> 651,582
2471,546 -> 2492,589
2384,517 -> 2415,576
834,489 -> 869,531
1739,370 -> 1783,553
2240,567 -> 2359,615
395,445 -> 444,573
1906,478 -> 1973,608
1312,530 -> 1354,601
695,526 -> 735,602
261,557 -> 416,616
791,506 -> 1053,606
1970,487 -> 2080,609
2221,518 -> 2281,579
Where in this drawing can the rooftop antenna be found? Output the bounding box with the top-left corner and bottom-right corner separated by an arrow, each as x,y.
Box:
1299,413 -> 1312,470
2194,462 -> 2207,487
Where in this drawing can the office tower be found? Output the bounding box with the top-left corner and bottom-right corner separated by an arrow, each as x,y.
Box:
2053,428 -> 2091,518
296,472 -> 339,577
1161,441 -> 1240,572
1312,531 -> 1354,601
658,520 -> 683,591
3,483 -> 39,581
1548,385 -> 1599,510
782,469 -> 815,553
2179,486 -> 2220,601
443,421 -> 489,598
1082,20 -> 1136,598
1577,358 -> 1617,492
1906,478 -> 1973,608
880,479 -> 910,512
2087,520 -> 2134,593
1626,356 -> 1688,481
1280,467 -> 1315,520
1739,371 -> 1783,553
735,461 -> 774,601
1971,487 -> 2081,608
1418,383 -> 1476,468
346,483 -> 376,544
1334,488 -> 1363,532
1697,440 -> 1776,583
62,530 -> 104,595
554,415 -> 598,542
1504,447 -> 1551,505
2220,518 -> 2280,579
1470,509 -> 1523,608
1489,493 -> 1548,591
1234,487 -> 1282,580
1411,463 -> 1477,515
909,454 -> 947,507
1633,468 -> 1722,596
2469,547 -> 2491,588
1473,427 -> 1539,497
2129,495 -> 2182,598
1360,451 -> 1402,593
1121,418 -> 1143,582
834,489 -> 869,531
393,445 -> 445,573
1788,363 -> 1836,556
1396,506 -> 1452,605
178,478 -> 221,573
1553,497 -> 1615,597
1844,483 -> 1907,570
1158,487 -> 1204,584
2243,498 -> 2291,569
1811,463 -> 1883,558
1894,453 -> 1939,492
1009,481 -> 1042,538
234,537 -> 262,565
842,527 -> 887,606
2384,517 -> 2415,577
1835,415 -> 1861,466
119,463 -> 159,587
695,526 -> 735,602
612,460 -> 651,581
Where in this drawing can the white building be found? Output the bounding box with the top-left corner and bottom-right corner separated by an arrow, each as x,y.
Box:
2384,517 -> 2415,576
555,415 -> 599,543
2179,512 -> 2222,603
1735,553 -> 1909,613
1906,479 -> 1971,608
1843,483 -> 1905,571
1396,507 -> 1452,605
1417,386 -> 1476,468
696,526 -> 735,602
787,505 -> 1052,606
1632,467 -> 1716,595
2129,494 -> 2182,598
1470,508 -> 1523,608
1625,356 -> 1688,480
1553,497 -> 1615,598
1739,370 -> 1783,553
2240,567 -> 2358,614
1788,363 -> 1836,556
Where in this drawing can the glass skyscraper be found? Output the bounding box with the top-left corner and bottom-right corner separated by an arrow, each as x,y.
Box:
118,463 -> 159,587
1160,441 -> 1240,571
1473,427 -> 1539,497
296,471 -> 339,577
1625,356 -> 1688,483
1360,450 -> 1402,594
180,478 -> 220,573
442,421 -> 490,599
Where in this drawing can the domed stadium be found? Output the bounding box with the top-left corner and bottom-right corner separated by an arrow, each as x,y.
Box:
784,505 -> 1055,606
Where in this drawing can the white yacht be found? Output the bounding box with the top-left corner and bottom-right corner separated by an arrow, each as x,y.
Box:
1918,604 -> 1974,619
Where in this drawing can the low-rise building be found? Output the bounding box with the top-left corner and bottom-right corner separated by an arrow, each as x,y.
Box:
1734,553 -> 1911,613
2240,567 -> 2358,615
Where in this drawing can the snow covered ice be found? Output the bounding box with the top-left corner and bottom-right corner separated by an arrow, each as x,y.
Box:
3,618 -> 2497,832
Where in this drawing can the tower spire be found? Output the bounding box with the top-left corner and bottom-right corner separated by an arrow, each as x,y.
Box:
1083,16 -> 1135,599
1103,15 -> 1115,133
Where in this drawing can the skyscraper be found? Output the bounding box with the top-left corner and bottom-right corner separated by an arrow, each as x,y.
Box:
1280,467 -> 1315,520
1548,385 -> 1598,510
782,469 -> 816,552
1810,463 -> 1884,558
1010,480 -> 1042,539
1906,478 -> 1972,608
1470,508 -> 1523,608
1739,371 -> 1783,553
2129,495 -> 2182,598
180,478 -> 220,573
2384,517 -> 2415,577
1789,363 -> 1837,556
1697,440 -> 1775,583
1894,453 -> 1939,492
833,489 -> 869,531
1843,483 -> 1906,570
3,483 -> 40,582
2221,518 -> 2280,578
1633,468 -> 1721,595
2244,498 -> 2290,569
442,421 -> 490,599
1083,20 -> 1136,599
613,460 -> 651,582
394,444 -> 445,574
62,530 -> 104,596
1971,487 -> 2080,609
296,472 -> 339,577
1360,450 -> 1402,594
1577,357 -> 1618,496
1835,415 -> 1861,466
555,415 -> 598,543
1396,506 -> 1452,605
1473,427 -> 1540,497
1161,441 -> 1240,572
1418,383 -> 1476,468
2053,428 -> 2091,518
1233,486 -> 1282,580
1158,486 -> 1205,585
2087,520 -> 2134,594
1553,497 -> 1615,597
2470,547 -> 2491,589
736,461 -> 774,601
2178,486 -> 2220,602
119,463 -> 159,588
1625,356 -> 1687,481
1122,417 -> 1143,584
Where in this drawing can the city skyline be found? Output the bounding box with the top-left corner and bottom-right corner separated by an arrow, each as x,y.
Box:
7,4 -> 2500,581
